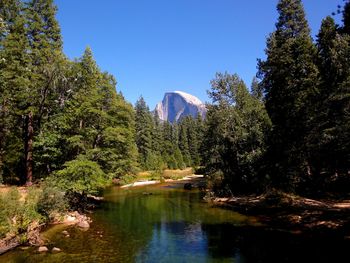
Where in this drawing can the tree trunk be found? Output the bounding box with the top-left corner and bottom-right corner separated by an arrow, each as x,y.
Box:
25,111 -> 34,186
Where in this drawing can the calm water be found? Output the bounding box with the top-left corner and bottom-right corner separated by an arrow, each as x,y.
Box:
1,181 -> 350,263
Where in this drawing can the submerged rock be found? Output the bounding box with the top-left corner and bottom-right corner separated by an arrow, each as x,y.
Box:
77,220 -> 90,229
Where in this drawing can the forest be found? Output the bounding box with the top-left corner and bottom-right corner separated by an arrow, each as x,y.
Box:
1,0 -> 349,196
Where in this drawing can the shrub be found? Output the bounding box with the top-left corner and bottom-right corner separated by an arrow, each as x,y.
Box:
37,185 -> 67,220
120,173 -> 137,185
0,187 -> 42,239
53,158 -> 111,195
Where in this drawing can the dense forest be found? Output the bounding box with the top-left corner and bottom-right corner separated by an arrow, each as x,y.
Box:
202,0 -> 350,197
0,0 -> 349,199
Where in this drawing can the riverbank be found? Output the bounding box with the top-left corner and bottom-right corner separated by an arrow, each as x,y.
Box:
121,174 -> 204,188
212,192 -> 350,237
0,185 -> 97,255
0,169 -> 202,255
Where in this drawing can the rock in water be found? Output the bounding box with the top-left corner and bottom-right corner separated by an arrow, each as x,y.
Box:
155,91 -> 206,123
77,220 -> 90,229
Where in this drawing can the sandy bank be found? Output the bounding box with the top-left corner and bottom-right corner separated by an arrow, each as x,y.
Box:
121,175 -> 204,188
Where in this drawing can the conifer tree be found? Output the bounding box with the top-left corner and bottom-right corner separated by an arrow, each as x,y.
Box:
313,15 -> 350,184
258,0 -> 319,190
134,96 -> 153,169
0,0 -> 32,183
178,119 -> 191,167
342,0 -> 350,34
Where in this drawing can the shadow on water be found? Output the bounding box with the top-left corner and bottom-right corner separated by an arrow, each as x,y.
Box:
1,181 -> 350,262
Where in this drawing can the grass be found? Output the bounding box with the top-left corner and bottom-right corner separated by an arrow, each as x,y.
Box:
135,168 -> 194,182
0,185 -> 68,241
162,168 -> 194,180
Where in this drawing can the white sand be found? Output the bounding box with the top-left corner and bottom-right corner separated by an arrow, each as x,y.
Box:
120,175 -> 204,188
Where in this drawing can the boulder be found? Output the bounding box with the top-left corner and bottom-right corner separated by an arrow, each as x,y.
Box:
65,215 -> 76,223
77,220 -> 90,229
38,246 -> 48,253
52,247 -> 61,253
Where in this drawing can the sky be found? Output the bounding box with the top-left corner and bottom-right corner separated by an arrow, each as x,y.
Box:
54,0 -> 343,108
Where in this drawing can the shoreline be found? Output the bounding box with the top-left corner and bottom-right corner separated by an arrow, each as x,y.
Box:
0,175 -> 202,255
211,193 -> 350,237
120,174 -> 204,188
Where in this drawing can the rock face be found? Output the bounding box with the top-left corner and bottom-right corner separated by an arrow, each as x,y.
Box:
155,91 -> 206,123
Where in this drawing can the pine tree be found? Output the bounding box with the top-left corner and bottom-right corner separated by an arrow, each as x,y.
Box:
13,0 -> 64,184
134,96 -> 153,169
0,0 -> 32,183
151,111 -> 163,155
178,119 -> 191,167
342,0 -> 350,34
258,0 -> 319,190
250,77 -> 263,101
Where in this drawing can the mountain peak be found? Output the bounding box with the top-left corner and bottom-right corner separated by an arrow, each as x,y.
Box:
155,91 -> 206,123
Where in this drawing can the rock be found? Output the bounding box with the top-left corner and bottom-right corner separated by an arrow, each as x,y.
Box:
62,230 -> 69,235
52,247 -> 61,253
65,215 -> 76,222
184,183 -> 192,190
38,246 -> 49,253
155,91 -> 207,123
77,220 -> 90,229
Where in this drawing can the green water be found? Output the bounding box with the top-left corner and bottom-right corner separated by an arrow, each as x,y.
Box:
1,181 -> 350,263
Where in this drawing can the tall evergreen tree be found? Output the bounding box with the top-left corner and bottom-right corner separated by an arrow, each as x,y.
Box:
250,77 -> 263,101
311,15 -> 350,186
0,0 -> 32,183
342,0 -> 350,34
9,0 -> 64,184
258,0 -> 319,190
178,119 -> 191,167
134,96 -> 153,169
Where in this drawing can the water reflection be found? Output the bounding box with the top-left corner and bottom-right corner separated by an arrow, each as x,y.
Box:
1,182 -> 350,262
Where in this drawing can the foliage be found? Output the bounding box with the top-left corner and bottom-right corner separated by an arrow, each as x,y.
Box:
257,0 -> 320,191
0,0 -> 138,187
53,158 -> 111,195
203,73 -> 271,193
0,187 -> 42,238
37,185 -> 67,219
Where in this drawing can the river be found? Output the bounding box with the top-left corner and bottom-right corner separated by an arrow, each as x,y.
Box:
1,180 -> 350,262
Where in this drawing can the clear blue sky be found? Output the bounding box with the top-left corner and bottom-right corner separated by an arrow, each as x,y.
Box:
54,0 -> 342,108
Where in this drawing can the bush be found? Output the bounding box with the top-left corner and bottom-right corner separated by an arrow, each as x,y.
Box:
37,185 -> 67,220
120,173 -> 137,185
0,187 -> 42,239
54,158 -> 111,195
